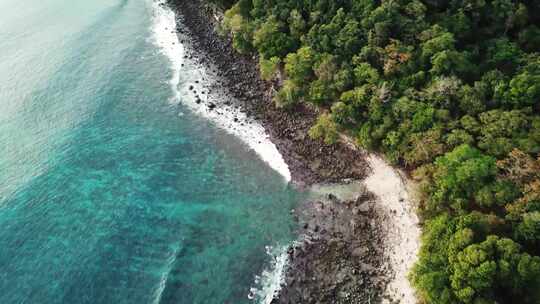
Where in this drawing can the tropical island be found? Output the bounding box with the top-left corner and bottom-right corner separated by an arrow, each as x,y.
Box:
169,0 -> 540,303
1,0 -> 539,303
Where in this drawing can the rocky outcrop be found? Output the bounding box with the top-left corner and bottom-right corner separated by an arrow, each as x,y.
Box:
278,189 -> 392,304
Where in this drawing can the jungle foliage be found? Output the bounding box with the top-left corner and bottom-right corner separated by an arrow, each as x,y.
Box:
216,0 -> 540,302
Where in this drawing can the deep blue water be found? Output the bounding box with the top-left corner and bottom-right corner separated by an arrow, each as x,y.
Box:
0,1 -> 299,303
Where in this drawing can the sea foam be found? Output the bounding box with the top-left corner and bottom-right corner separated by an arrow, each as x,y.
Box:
150,2 -> 292,302
150,0 -> 291,182
249,245 -> 290,304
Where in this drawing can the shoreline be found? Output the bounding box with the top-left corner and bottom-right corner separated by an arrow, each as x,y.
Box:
165,0 -> 368,187
164,0 -> 420,303
151,0 -> 292,182
363,154 -> 420,304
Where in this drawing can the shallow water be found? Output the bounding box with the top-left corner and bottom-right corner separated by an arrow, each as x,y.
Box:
0,1 -> 300,303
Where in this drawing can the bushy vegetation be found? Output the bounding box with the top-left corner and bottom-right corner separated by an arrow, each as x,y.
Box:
216,0 -> 540,302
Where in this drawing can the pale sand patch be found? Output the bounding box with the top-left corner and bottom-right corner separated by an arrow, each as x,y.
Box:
305,145 -> 421,303
363,154 -> 420,304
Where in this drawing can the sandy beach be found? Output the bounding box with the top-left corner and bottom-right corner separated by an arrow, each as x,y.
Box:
164,0 -> 421,302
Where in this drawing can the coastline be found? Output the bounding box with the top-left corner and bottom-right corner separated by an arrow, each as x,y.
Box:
162,0 -> 420,303
151,0 -> 292,181
165,0 -> 368,187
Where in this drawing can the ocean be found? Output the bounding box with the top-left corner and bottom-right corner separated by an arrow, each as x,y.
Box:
0,1 -> 300,303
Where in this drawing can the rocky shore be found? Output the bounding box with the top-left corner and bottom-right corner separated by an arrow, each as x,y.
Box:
164,0 -> 420,303
165,0 -> 368,187
280,189 -> 392,304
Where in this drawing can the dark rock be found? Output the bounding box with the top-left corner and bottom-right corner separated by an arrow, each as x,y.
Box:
167,0 -> 368,186
164,1 -> 387,302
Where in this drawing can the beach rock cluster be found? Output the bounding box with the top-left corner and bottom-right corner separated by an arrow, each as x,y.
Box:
167,0 -> 368,186
276,189 -> 395,304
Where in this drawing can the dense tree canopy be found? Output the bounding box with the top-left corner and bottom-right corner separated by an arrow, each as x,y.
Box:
216,0 -> 540,302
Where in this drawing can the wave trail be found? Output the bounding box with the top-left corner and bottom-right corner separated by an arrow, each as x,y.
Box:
150,0 -> 291,182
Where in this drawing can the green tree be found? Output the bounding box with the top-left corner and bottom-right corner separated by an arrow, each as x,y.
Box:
222,4 -> 254,53
403,129 -> 445,167
445,129 -> 474,148
259,56 -> 281,80
253,16 -> 296,58
430,50 -> 470,76
428,145 -> 497,214
284,46 -> 315,83
515,212 -> 540,243
450,236 -> 540,303
330,101 -> 353,126
505,59 -> 540,107
420,25 -> 456,60
313,53 -> 337,83
353,62 -> 379,85
274,79 -> 302,108
411,104 -> 435,132
519,25 -> 540,52
458,84 -> 486,116
308,79 -> 335,105
486,38 -> 523,73
333,65 -> 354,92
309,113 -> 339,145
477,109 -> 530,157
288,9 -> 306,39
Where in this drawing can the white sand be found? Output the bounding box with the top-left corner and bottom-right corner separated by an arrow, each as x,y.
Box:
363,154 -> 420,304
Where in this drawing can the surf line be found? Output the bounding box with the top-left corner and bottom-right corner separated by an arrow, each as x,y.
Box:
150,0 -> 291,182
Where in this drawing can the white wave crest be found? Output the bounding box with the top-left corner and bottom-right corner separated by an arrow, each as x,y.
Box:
150,0 -> 291,182
150,0 -> 185,102
249,245 -> 290,304
152,242 -> 181,304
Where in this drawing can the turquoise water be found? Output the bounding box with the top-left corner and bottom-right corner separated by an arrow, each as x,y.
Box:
0,1 -> 299,303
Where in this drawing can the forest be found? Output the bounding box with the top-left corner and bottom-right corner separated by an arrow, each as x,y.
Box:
209,0 -> 540,303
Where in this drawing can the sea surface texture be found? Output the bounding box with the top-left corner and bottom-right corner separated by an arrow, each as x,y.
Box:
0,1 -> 299,303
